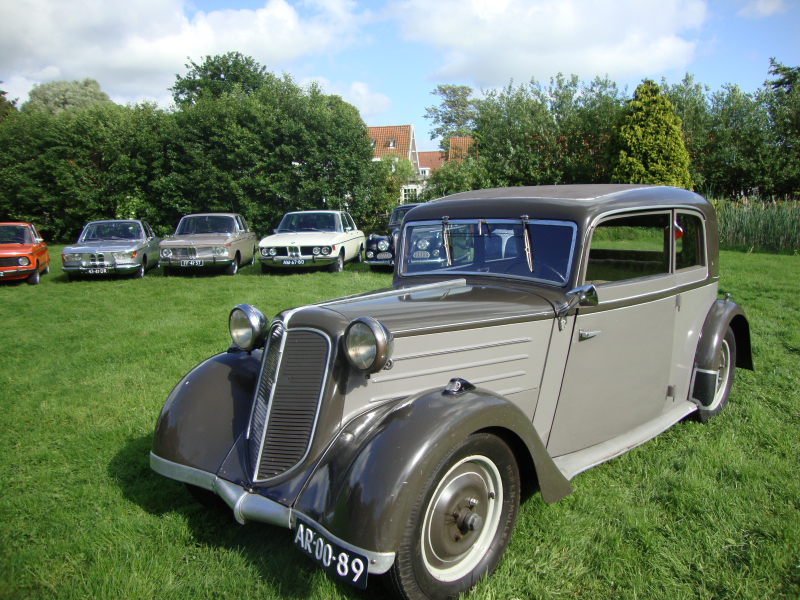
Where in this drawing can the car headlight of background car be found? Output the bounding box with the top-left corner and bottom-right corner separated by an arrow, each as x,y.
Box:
416,239 -> 430,250
344,317 -> 394,374
160,248 -> 172,258
113,250 -> 137,263
229,304 -> 268,352
213,246 -> 229,257
18,257 -> 30,266
321,246 -> 331,255
62,253 -> 82,262
377,240 -> 390,251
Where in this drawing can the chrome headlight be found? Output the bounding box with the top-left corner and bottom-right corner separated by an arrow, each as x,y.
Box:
260,247 -> 269,256
321,246 -> 331,255
366,251 -> 374,258
113,250 -> 137,262
213,246 -> 229,257
417,238 -> 430,250
377,239 -> 389,251
62,253 -> 82,262
229,304 -> 268,352
313,247 -> 321,255
269,247 -> 277,256
160,248 -> 172,258
18,257 -> 30,266
344,317 -> 394,374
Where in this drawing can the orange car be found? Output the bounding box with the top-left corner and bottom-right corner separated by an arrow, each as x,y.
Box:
0,222 -> 50,285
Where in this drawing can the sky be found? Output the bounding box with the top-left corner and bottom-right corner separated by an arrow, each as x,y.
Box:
1,0 -> 798,152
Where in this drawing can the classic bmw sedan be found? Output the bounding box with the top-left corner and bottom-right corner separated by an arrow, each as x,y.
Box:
61,220 -> 160,280
150,185 -> 752,600
257,210 -> 364,273
0,222 -> 49,285
159,213 -> 257,276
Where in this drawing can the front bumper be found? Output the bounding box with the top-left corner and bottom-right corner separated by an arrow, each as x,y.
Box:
364,258 -> 394,266
258,255 -> 336,267
0,266 -> 36,280
62,264 -> 141,275
150,452 -> 395,575
158,257 -> 234,268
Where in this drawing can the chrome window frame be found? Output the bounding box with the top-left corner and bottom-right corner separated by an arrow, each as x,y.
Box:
398,218 -> 578,288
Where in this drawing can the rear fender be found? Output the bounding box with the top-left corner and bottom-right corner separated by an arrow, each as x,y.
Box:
151,351 -> 261,473
293,386 -> 572,554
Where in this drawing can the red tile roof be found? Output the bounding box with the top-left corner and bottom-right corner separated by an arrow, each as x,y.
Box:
448,136 -> 474,162
418,151 -> 446,171
368,125 -> 412,160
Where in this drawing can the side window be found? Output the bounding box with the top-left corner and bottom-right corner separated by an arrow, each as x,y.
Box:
341,214 -> 352,231
585,213 -> 670,284
346,213 -> 357,231
144,222 -> 154,238
675,212 -> 705,270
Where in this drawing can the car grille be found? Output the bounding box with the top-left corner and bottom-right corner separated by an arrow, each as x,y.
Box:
0,257 -> 19,267
274,247 -> 288,256
413,250 -> 430,259
90,253 -> 109,266
377,252 -> 392,260
248,326 -> 329,482
170,248 -> 194,259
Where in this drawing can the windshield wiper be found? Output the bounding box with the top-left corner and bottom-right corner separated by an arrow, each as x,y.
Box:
520,215 -> 534,273
300,227 -> 322,232
441,216 -> 452,266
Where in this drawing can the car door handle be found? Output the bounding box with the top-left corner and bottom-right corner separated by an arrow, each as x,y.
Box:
579,329 -> 601,341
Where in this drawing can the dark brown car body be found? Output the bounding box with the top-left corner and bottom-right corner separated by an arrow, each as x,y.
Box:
151,185 -> 752,598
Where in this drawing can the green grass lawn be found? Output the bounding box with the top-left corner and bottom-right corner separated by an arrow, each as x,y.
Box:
0,249 -> 798,599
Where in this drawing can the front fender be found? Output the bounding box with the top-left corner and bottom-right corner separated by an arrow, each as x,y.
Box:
293,386 -> 572,554
151,351 -> 261,473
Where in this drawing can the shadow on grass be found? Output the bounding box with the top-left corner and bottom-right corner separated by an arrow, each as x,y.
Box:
109,435 -> 391,600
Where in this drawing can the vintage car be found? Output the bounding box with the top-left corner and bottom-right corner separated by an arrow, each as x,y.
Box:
0,222 -> 50,285
159,213 -> 257,276
150,185 -> 753,600
364,203 -> 421,270
61,220 -> 161,280
257,210 -> 365,273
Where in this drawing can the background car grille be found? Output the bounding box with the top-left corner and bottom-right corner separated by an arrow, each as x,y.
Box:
413,250 -> 430,259
90,253 -> 108,266
0,257 -> 20,267
170,248 -> 194,259
274,247 -> 288,256
249,327 -> 329,481
377,252 -> 392,259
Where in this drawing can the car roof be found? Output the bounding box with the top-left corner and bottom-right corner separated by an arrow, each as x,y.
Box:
0,222 -> 33,226
283,210 -> 345,215
417,184 -> 713,224
84,219 -> 143,224
181,213 -> 240,218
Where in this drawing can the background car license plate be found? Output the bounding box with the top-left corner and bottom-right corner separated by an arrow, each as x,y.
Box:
293,519 -> 368,590
87,268 -> 107,274
180,260 -> 203,266
282,259 -> 305,265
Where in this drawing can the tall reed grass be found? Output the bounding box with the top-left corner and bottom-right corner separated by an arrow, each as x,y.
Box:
715,199 -> 800,252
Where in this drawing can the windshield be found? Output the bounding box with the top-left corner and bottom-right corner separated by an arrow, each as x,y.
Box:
79,221 -> 143,242
176,216 -> 236,235
277,212 -> 340,233
0,225 -> 33,244
389,206 -> 416,227
400,219 -> 577,286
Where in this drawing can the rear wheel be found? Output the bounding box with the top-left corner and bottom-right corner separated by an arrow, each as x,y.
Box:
27,263 -> 40,285
386,433 -> 519,600
697,326 -> 736,424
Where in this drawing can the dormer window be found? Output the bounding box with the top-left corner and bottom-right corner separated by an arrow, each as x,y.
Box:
370,138 -> 376,148
388,138 -> 396,149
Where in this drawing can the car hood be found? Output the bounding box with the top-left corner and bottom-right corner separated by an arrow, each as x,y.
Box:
160,234 -> 233,247
285,279 -> 556,338
0,243 -> 38,256
63,240 -> 142,253
260,231 -> 340,246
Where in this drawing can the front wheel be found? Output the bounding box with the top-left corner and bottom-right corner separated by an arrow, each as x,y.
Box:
42,263 -> 50,275
697,325 -> 736,424
225,255 -> 239,276
133,258 -> 146,279
27,263 -> 40,285
328,251 -> 344,273
356,245 -> 363,263
386,433 -> 519,600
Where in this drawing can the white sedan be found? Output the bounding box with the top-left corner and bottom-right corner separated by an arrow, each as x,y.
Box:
258,211 -> 365,273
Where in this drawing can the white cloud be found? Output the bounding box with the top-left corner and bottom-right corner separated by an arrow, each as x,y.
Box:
0,0 -> 363,106
737,0 -> 787,17
389,0 -> 708,87
302,77 -> 392,122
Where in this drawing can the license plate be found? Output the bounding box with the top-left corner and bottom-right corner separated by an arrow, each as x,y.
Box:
293,519 -> 368,590
87,268 -> 108,274
180,260 -> 204,266
282,259 -> 305,265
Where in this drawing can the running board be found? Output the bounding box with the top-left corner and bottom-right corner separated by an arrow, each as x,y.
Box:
552,401 -> 697,481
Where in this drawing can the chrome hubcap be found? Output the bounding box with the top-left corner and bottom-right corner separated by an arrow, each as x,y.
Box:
421,455 -> 502,582
709,339 -> 730,410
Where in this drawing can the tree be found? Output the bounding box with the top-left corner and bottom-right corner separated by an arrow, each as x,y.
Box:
21,78 -> 112,114
0,82 -> 18,122
767,57 -> 800,93
170,52 -> 273,106
766,60 -> 800,197
424,84 -> 476,154
608,80 -> 693,189
661,74 -> 711,190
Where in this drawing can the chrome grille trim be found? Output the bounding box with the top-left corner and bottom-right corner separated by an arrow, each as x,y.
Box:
377,252 -> 392,259
246,324 -> 284,473
249,327 -> 331,483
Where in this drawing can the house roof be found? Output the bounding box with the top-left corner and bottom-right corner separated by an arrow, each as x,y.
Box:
418,151 -> 446,171
448,136 -> 474,162
368,125 -> 412,160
